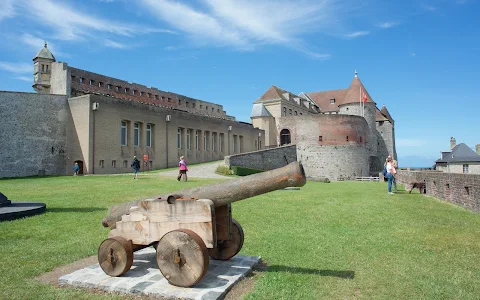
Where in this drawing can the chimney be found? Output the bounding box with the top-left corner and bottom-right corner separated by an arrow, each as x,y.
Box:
450,137 -> 456,150
476,144 -> 480,155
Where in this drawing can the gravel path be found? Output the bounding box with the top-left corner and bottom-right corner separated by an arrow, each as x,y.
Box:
159,160 -> 231,179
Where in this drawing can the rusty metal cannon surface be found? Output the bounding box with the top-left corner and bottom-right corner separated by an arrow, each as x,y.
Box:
98,161 -> 306,287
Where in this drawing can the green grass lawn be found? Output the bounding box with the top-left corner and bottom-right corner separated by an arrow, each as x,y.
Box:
1,175 -> 480,299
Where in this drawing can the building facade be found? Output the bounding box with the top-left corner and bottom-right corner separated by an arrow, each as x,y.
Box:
0,44 -> 264,178
435,137 -> 480,174
251,72 -> 396,179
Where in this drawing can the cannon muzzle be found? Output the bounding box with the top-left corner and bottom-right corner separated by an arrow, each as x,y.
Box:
102,161 -> 306,229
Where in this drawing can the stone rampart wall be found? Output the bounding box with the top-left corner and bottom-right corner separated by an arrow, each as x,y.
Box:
224,145 -> 297,171
396,170 -> 480,212
0,91 -> 68,177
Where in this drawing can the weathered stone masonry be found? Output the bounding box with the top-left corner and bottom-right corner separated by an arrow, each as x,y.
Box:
396,170 -> 480,212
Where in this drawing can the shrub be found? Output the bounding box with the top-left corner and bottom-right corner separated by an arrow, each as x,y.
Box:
215,164 -> 233,175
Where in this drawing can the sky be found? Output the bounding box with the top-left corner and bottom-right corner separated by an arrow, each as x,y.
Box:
0,0 -> 479,168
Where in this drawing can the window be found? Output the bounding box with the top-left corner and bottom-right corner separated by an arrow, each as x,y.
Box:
206,106 -> 209,111
200,105 -> 203,109
294,111 -> 298,116
379,121 -> 384,126
283,107 -> 287,116
90,79 -> 94,86
211,133 -> 215,151
123,160 -> 128,168
148,93 -> 152,98
193,103 -> 196,108
149,161 -> 153,168
219,134 -> 223,152
134,123 -> 140,147
80,77 -> 84,83
146,124 -> 152,147
346,136 -> 349,142
107,84 -> 111,90
167,97 -> 171,102
140,91 -> 143,96
360,136 -> 362,143
186,101 -> 189,107
259,140 -> 262,149
233,135 -> 237,153
98,82 -> 103,87
330,98 -> 335,104
125,88 -> 129,94
41,64 -> 45,72
120,121 -> 128,146
177,128 -> 182,149
300,112 -> 303,115
203,132 -> 207,151
319,136 -> 323,142
186,129 -> 191,150
155,95 -> 159,100
99,160 -> 104,168
179,100 -> 182,105
116,86 -> 120,92
112,160 -> 116,168
289,109 -> 292,116
162,96 -> 166,101
45,65 -> 49,72
280,129 -> 291,145
463,164 -> 469,174
195,130 -> 199,150
212,107 -> 214,112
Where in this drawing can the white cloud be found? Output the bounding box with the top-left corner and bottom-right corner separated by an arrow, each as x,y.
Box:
15,0 -> 174,41
0,0 -> 15,21
423,4 -> 437,11
378,22 -> 398,29
104,39 -> 127,49
0,62 -> 32,74
13,76 -> 31,82
140,0 -> 336,56
21,33 -> 57,52
345,31 -> 370,38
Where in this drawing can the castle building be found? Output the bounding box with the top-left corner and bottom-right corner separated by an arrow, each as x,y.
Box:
0,43 -> 264,178
251,71 -> 396,179
435,137 -> 480,174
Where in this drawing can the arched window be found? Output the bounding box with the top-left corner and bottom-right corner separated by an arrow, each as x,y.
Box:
280,129 -> 291,146
283,107 -> 287,116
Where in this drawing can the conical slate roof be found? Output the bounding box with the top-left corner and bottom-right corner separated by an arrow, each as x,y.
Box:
33,42 -> 55,61
343,76 -> 375,105
375,107 -> 389,121
380,105 -> 394,122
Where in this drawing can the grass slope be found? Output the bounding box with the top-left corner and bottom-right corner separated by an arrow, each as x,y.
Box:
1,176 -> 480,299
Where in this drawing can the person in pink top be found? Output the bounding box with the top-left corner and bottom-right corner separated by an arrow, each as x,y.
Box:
177,156 -> 188,181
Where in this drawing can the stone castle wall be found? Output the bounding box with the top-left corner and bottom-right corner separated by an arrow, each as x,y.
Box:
396,170 -> 480,212
0,91 -> 69,177
224,145 -> 297,171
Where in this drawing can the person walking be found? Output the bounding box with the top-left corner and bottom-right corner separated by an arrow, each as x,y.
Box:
385,156 -> 396,194
131,156 -> 140,179
73,162 -> 79,176
177,156 -> 188,181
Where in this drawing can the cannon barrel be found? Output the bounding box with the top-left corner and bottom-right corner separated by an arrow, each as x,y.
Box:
102,161 -> 306,229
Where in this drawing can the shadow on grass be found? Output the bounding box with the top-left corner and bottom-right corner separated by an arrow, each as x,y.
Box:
268,265 -> 355,279
253,261 -> 354,279
47,207 -> 106,213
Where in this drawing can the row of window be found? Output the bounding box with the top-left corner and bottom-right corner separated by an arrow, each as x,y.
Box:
282,107 -> 303,117
72,75 -> 222,113
98,160 -> 153,168
177,128 -> 249,153
121,121 -> 153,147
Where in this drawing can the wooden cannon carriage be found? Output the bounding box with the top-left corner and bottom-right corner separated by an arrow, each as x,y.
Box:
98,161 -> 306,287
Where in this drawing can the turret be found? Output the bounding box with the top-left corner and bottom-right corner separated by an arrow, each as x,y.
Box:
32,41 -> 55,94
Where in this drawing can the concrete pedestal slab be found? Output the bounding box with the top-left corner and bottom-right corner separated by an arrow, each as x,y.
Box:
59,247 -> 260,300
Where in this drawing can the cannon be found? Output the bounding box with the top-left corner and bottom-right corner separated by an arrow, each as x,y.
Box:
98,161 -> 306,287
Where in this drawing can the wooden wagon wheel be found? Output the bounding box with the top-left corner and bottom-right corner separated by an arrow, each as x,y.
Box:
98,236 -> 134,277
156,229 -> 209,287
209,218 -> 244,260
